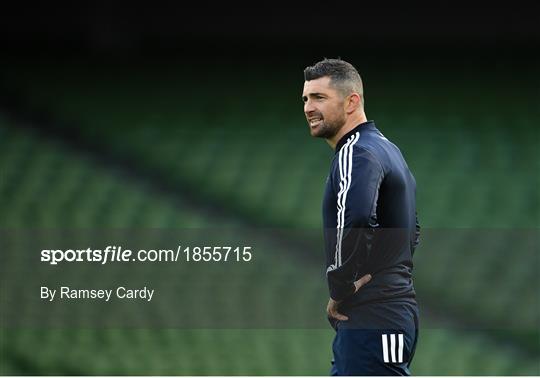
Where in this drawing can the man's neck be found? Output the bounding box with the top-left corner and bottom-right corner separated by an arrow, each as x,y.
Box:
326,113 -> 368,150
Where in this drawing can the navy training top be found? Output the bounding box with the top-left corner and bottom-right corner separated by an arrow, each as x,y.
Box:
323,120 -> 420,305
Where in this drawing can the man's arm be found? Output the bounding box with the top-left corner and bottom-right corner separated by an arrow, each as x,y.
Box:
327,145 -> 384,302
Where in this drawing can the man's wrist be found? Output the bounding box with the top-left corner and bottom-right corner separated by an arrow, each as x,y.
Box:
330,283 -> 356,302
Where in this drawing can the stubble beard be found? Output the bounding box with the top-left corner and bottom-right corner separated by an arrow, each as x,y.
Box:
311,114 -> 346,140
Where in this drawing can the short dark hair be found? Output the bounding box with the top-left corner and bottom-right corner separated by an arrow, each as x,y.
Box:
304,58 -> 364,102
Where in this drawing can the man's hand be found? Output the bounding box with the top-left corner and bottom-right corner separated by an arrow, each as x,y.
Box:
326,274 -> 372,321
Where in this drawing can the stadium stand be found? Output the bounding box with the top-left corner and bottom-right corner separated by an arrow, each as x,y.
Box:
0,57 -> 538,375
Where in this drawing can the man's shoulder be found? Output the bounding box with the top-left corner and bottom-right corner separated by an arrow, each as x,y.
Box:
351,141 -> 385,169
357,130 -> 407,167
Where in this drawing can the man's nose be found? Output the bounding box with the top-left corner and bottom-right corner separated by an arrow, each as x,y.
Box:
304,100 -> 315,113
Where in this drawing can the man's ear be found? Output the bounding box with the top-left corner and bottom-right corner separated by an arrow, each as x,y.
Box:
345,93 -> 362,114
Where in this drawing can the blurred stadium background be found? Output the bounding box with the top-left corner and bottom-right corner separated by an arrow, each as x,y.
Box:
0,4 -> 539,376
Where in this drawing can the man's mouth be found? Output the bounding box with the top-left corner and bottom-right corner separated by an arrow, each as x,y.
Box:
308,117 -> 323,128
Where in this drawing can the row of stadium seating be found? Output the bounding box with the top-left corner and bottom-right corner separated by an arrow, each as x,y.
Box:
2,328 -> 539,375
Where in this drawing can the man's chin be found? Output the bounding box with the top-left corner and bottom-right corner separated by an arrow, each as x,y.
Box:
310,126 -> 333,139
310,125 -> 325,138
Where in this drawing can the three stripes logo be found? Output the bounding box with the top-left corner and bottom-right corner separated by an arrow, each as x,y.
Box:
381,333 -> 404,364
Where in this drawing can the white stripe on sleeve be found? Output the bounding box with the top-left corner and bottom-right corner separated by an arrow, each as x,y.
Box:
332,132 -> 360,270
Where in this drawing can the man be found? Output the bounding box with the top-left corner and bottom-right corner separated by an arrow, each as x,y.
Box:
302,58 -> 420,376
